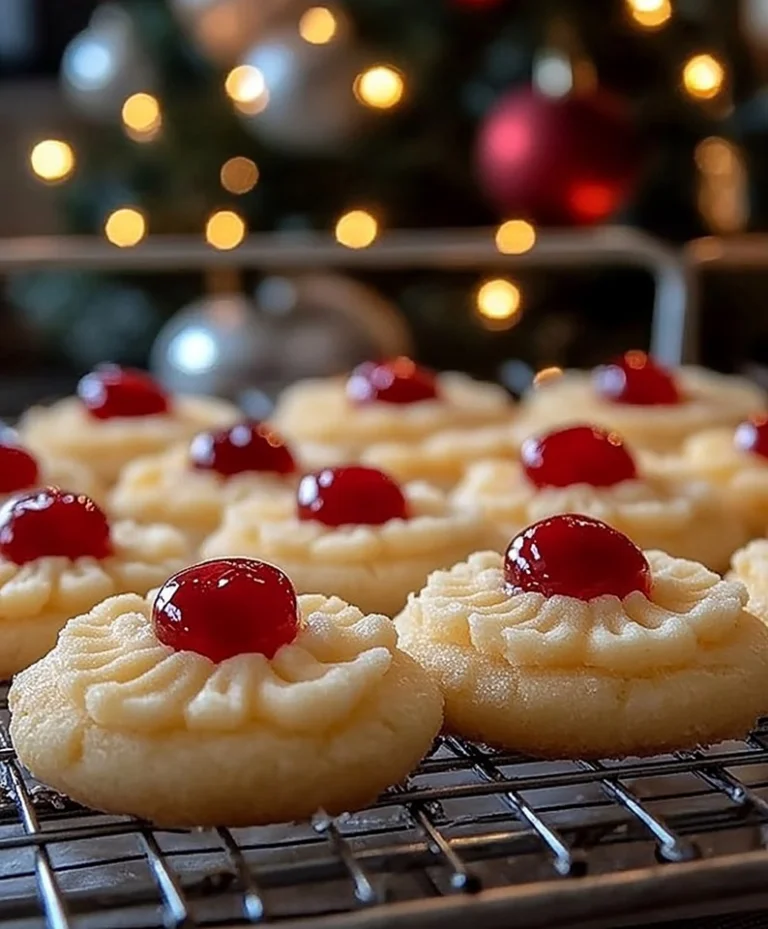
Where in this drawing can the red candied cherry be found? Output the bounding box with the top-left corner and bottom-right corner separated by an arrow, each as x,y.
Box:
0,439 -> 40,494
152,558 -> 299,662
734,414 -> 768,461
521,425 -> 637,489
77,365 -> 170,420
0,488 -> 112,566
190,421 -> 296,477
504,514 -> 651,601
593,351 -> 681,406
346,357 -> 439,406
297,466 -> 408,527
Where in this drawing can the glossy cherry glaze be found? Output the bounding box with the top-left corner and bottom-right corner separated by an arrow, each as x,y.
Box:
345,358 -> 439,406
0,488 -> 112,565
521,425 -> 637,489
0,438 -> 40,494
504,513 -> 652,601
77,365 -> 170,420
592,351 -> 681,406
297,466 -> 409,527
734,415 -> 768,461
152,558 -> 299,662
189,421 -> 296,477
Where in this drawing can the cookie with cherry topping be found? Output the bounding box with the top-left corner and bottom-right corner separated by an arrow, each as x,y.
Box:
396,515 -> 768,758
9,558 -> 443,826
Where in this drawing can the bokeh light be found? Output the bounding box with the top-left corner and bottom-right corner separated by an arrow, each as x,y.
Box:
29,140 -> 75,183
354,66 -> 405,109
626,0 -> 671,29
225,65 -> 269,114
495,219 -> 536,255
299,7 -> 338,44
121,92 -> 162,142
104,208 -> 146,247
683,54 -> 725,100
205,210 -> 246,250
335,210 -> 379,248
476,278 -> 522,327
220,156 -> 259,194
533,366 -> 564,388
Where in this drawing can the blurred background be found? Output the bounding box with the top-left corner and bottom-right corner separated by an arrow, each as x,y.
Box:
0,0 -> 766,410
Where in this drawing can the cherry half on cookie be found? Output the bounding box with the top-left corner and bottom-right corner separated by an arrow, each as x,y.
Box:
0,439 -> 40,494
190,421 -> 296,477
152,558 -> 299,662
0,488 -> 112,566
734,415 -> 768,461
593,351 -> 681,406
504,514 -> 652,601
297,466 -> 409,527
522,425 -> 637,489
346,358 -> 439,406
77,365 -> 170,420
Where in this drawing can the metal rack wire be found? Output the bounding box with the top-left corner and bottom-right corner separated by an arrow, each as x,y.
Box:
3,682 -> 768,929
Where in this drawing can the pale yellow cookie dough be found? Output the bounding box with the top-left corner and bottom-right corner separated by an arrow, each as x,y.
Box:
0,521 -> 190,679
647,427 -> 768,536
20,395 -> 238,486
731,539 -> 768,621
360,421 -> 521,490
518,368 -> 764,453
109,445 -> 297,542
9,592 -> 443,826
451,459 -> 747,572
396,550 -> 768,758
201,483 -> 495,617
272,371 -> 513,462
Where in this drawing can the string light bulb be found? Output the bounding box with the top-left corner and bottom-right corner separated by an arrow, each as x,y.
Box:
354,65 -> 404,109
335,210 -> 378,249
121,92 -> 162,142
626,0 -> 671,29
476,278 -> 522,329
299,7 -> 338,44
205,210 -> 246,250
683,54 -> 725,100
224,65 -> 269,114
104,208 -> 146,248
220,156 -> 259,194
495,219 -> 536,255
29,140 -> 75,183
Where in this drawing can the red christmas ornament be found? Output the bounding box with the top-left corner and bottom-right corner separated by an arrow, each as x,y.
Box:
476,87 -> 641,226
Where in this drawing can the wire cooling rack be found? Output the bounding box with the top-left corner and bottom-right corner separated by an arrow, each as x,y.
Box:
3,687 -> 768,929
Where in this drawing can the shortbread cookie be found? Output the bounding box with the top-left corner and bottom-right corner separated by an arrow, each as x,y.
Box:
201,466 -> 493,616
452,425 -> 746,571
272,358 -> 513,469
109,421 -> 298,541
0,487 -> 190,678
518,351 -> 763,453
397,514 -> 768,758
9,558 -> 443,826
20,365 -> 237,485
648,417 -> 768,536
730,539 -> 768,621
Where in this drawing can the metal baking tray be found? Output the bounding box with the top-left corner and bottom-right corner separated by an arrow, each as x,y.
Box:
3,681 -> 768,929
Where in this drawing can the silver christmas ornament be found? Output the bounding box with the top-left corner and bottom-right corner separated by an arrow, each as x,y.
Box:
150,274 -> 411,409
237,26 -> 365,153
60,4 -> 154,122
